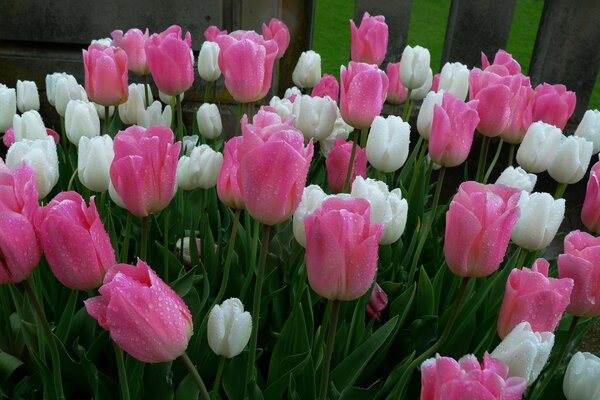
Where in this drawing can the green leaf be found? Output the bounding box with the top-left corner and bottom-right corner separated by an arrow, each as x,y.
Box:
416,267 -> 434,317
55,289 -> 79,342
263,352 -> 311,400
338,380 -> 383,400
0,351 -> 23,381
389,283 -> 416,327
144,362 -> 174,400
175,373 -> 199,400
169,266 -> 197,298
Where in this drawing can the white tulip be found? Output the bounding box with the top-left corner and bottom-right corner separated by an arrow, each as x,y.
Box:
0,84 -> 16,133
575,109 -> 600,154
292,95 -> 337,141
65,100 -> 100,145
159,90 -> 184,105
93,102 -> 115,120
293,185 -> 329,247
547,136 -> 594,184
119,84 -> 151,125
416,91 -> 444,140
399,45 -> 431,89
45,73 -> 67,106
516,122 -> 564,173
16,80 -> 40,113
319,108 -> 353,157
563,352 -> 600,400
367,115 -> 410,173
495,166 -> 537,193
6,137 -> 59,199
78,135 -> 114,192
437,62 -> 469,100
207,298 -> 252,358
409,68 -> 433,101
269,96 -> 294,118
55,75 -> 88,116
196,103 -> 222,139
176,145 -> 223,190
292,50 -> 321,89
197,41 -> 221,82
12,110 -> 47,142
284,86 -> 302,100
175,237 -> 201,266
138,101 -> 171,128
511,191 -> 565,251
182,135 -> 199,156
91,37 -> 111,47
108,180 -> 126,209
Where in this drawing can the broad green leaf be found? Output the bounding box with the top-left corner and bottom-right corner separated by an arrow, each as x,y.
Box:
175,373 -> 199,400
0,351 -> 23,382
416,267 -> 434,317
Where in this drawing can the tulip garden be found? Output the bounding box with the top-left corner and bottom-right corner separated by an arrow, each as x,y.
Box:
1,9 -> 600,400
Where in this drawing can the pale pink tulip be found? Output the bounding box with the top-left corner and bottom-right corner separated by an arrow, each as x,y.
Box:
340,62 -> 388,129
581,160 -> 600,234
217,136 -> 245,210
261,18 -> 290,59
350,12 -> 388,66
111,28 -> 150,75
531,83 -> 576,130
385,62 -> 407,104
326,138 -> 367,193
481,49 -> 522,76
83,43 -> 129,106
311,74 -> 339,102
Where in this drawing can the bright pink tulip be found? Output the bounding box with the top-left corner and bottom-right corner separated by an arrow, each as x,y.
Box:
428,92 -> 479,167
385,62 -> 407,104
85,259 -> 193,363
481,49 -> 522,76
145,25 -> 194,97
581,160 -> 600,234
304,197 -> 383,301
111,28 -> 150,76
311,74 -> 339,102
366,283 -> 388,321
35,191 -> 115,290
204,25 -> 228,42
340,62 -> 388,128
237,110 -> 313,225
350,12 -> 388,66
498,83 -> 535,144
110,125 -> 180,217
531,83 -> 576,130
0,163 -> 41,284
498,258 -> 573,338
421,353 -> 527,400
217,136 -> 245,210
214,31 -> 278,103
445,182 -> 520,277
326,138 -> 367,193
558,231 -> 600,317
2,127 -> 60,148
83,43 -> 129,106
261,18 -> 290,59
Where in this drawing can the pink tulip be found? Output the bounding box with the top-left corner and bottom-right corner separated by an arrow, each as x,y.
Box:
311,74 -> 340,102
0,163 -> 41,284
481,49 -> 522,76
111,28 -> 150,76
35,191 -> 115,290
558,231 -> 600,317
498,258 -> 573,338
85,259 -> 193,363
110,125 -> 180,217
304,197 -> 383,300
350,12 -> 388,66
217,136 -> 245,210
581,160 -> 600,234
421,353 -> 527,400
261,18 -> 290,59
531,83 -> 576,130
340,62 -> 388,128
83,43 -> 129,106
2,127 -> 60,148
214,31 -> 278,103
204,25 -> 228,42
366,283 -> 388,321
326,138 -> 367,193
428,92 -> 479,167
431,73 -> 440,92
385,62 -> 407,104
145,25 -> 194,97
498,83 -> 535,144
445,182 -> 520,277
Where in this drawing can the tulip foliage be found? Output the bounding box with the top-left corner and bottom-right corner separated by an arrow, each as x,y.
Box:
0,12 -> 600,400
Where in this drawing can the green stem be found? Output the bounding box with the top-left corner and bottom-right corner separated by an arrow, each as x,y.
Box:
163,207 -> 170,281
176,94 -> 184,143
483,139 -> 504,183
407,139 -> 428,201
204,81 -> 211,104
144,74 -> 150,108
554,182 -> 568,199
214,209 -> 241,305
342,130 -> 360,193
67,168 -> 78,191
211,356 -> 226,400
180,352 -> 211,400
516,248 -> 529,269
405,98 -> 415,122
507,143 -> 515,167
120,212 -> 133,263
359,127 -> 368,148
475,135 -> 490,182
319,300 -> 341,400
113,342 -> 131,400
240,215 -> 260,300
104,106 -> 110,135
402,90 -> 412,120
140,216 -> 149,261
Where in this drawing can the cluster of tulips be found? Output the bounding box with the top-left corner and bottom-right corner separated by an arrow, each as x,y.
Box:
1,10 -> 600,400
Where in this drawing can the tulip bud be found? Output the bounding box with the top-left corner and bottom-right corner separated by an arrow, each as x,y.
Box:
416,91 -> 444,140
197,41 -> 221,82
182,135 -> 199,156
563,352 -> 600,400
326,138 -> 367,193
65,100 -> 100,145
409,68 -> 433,101
46,73 -> 66,106
350,12 -> 388,66
6,137 -> 59,199
177,144 -> 223,190
93,102 -> 115,120
78,135 -> 114,192
262,18 -> 290,59
516,122 -> 564,173
490,321 -> 554,385
16,80 -> 40,113
366,115 -> 410,173
0,84 -> 16,133
159,90 -> 184,105
175,237 -> 202,266
511,191 -> 565,251
207,298 -> 252,358
83,44 -> 129,106
385,62 -> 407,105
293,185 -> 329,247
111,28 -> 150,76
269,96 -> 294,118
311,74 -> 339,102
340,62 -> 389,129
55,74 -> 88,117
137,101 -> 172,128
292,94 -> 337,141
548,135 -> 594,184
119,83 -> 152,125
437,62 -> 470,100
319,111 -> 353,157
532,83 -> 576,130
292,50 -> 321,89
575,109 -> 600,154
399,45 -> 431,89
196,103 -> 222,139
366,283 -> 388,321
495,166 -> 537,193
12,110 -> 47,142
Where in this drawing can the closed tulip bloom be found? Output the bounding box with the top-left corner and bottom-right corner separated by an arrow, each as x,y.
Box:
437,62 -> 469,100
491,321 -> 554,386
6,137 -> 59,199
499,83 -> 535,145
292,94 -> 337,141
111,28 -> 150,76
35,191 -> 115,290
497,258 -> 573,338
217,136 -> 245,209
428,92 -> 480,167
366,115 -> 410,173
292,50 -> 321,89
326,138 -> 367,193
65,100 -> 100,145
532,83 -> 576,130
319,111 -> 354,156
269,96 -> 294,118
261,18 -> 290,59
516,122 -> 564,173
564,352 -> 600,400
293,185 -> 329,247
207,298 -> 252,358
46,73 -> 66,106
110,125 -> 180,217
78,135 -> 114,192
12,110 -> 47,142
16,80 -> 40,113
445,182 -> 520,277
582,159 -> 600,234
350,12 -> 388,65
409,68 -> 433,101
575,109 -> 600,154
146,25 -> 194,97
351,176 -> 408,245
340,62 -> 388,129
416,91 -> 444,140
511,191 -> 565,251
285,86 -> 302,100
496,166 -> 537,193
177,144 -> 223,190
399,45 -> 430,89
558,230 -> 600,317
196,103 -> 222,139
0,84 -> 16,133
366,283 -> 388,321
197,41 -> 221,82
385,62 -> 407,105
311,74 -> 339,102
55,75 -> 88,117
137,101 -> 171,128
0,164 -> 41,284
304,197 -> 383,300
119,83 -> 152,125
548,135 -> 594,184
481,49 -> 522,76
421,353 -> 527,400
83,44 -> 129,106
85,260 -> 193,363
